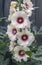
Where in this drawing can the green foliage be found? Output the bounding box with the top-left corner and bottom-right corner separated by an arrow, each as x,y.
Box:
0,55 -> 9,65
0,22 -> 10,65
25,51 -> 32,57
32,46 -> 42,62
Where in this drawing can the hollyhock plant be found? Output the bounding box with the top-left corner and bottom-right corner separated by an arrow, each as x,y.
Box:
5,0 -> 42,64
7,0 -> 35,62
0,0 -> 42,65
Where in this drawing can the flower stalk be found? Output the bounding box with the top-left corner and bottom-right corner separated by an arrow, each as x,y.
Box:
18,0 -> 22,11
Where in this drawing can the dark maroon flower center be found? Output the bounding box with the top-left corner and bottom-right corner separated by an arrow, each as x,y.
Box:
19,50 -> 25,57
17,17 -> 24,24
12,28 -> 17,35
21,34 -> 28,41
25,3 -> 29,9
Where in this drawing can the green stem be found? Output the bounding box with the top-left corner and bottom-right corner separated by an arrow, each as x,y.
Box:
18,0 -> 22,11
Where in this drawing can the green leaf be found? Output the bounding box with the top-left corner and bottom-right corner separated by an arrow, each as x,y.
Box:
25,51 -> 32,57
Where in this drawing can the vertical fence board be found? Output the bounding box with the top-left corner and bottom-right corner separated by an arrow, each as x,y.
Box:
4,0 -> 11,17
35,0 -> 42,27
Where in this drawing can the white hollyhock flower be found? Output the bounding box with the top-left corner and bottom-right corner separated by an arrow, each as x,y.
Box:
8,1 -> 18,21
17,30 -> 35,47
6,24 -> 18,41
11,11 -> 30,28
10,1 -> 17,8
8,6 -> 16,21
23,0 -> 33,10
23,0 -> 34,17
9,41 -> 17,51
13,46 -> 30,62
9,7 -> 16,14
8,8 -> 16,21
10,1 -> 18,14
